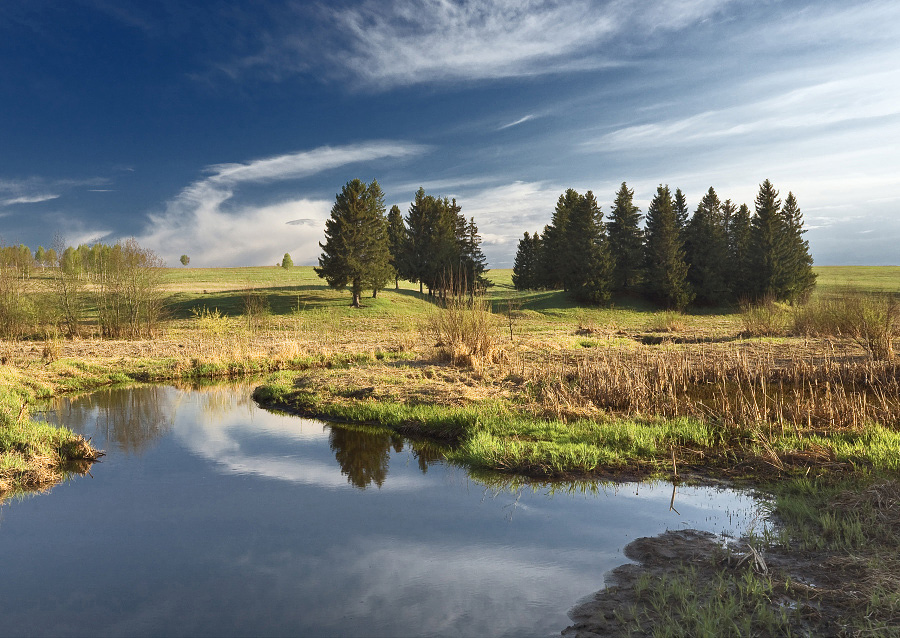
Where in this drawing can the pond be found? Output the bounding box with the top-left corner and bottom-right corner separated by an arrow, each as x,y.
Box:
1,384 -> 767,637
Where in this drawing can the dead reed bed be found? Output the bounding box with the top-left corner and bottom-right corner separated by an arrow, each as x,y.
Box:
527,344 -> 900,434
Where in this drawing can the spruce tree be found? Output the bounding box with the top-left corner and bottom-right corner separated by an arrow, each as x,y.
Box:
460,216 -> 490,292
386,204 -> 407,289
606,181 -> 644,294
538,189 -> 579,290
644,185 -> 693,309
684,187 -> 729,305
674,188 -> 690,239
728,203 -> 754,301
750,179 -> 790,300
402,187 -> 431,294
563,190 -> 612,303
780,192 -> 817,302
316,178 -> 393,308
364,182 -> 395,298
513,231 -> 541,290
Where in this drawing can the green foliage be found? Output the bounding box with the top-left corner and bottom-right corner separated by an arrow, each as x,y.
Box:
386,204 -> 407,289
780,192 -> 817,302
399,188 -> 488,295
607,181 -> 644,293
643,185 -> 693,309
566,190 -> 612,304
281,253 -> 293,269
180,254 -> 190,266
512,231 -> 541,290
727,203 -> 754,300
685,187 -> 730,305
315,179 -> 394,307
538,188 -> 580,290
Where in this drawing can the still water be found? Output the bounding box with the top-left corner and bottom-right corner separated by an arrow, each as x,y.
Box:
1,384 -> 766,637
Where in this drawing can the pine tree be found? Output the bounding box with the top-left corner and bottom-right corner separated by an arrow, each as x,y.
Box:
460,216 -> 490,292
684,187 -> 729,305
674,188 -> 690,239
402,187 -> 430,294
750,179 -> 790,300
316,178 -> 393,308
644,185 -> 693,309
606,181 -> 644,294
728,203 -> 754,301
364,182 -> 395,298
386,204 -> 407,289
538,189 -> 580,290
563,190 -> 612,303
512,231 -> 541,290
281,253 -> 293,269
780,192 -> 816,302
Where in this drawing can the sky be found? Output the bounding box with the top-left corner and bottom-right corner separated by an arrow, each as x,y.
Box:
1,0 -> 898,268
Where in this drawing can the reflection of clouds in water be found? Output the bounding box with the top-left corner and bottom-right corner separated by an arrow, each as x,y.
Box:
172,390 -> 430,491
228,538 -> 604,637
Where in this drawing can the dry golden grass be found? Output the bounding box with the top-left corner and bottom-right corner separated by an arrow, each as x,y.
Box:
526,339 -> 899,432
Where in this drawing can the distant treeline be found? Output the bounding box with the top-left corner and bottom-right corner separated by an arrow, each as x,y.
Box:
317,180 -> 489,306
0,239 -> 164,339
513,179 -> 815,308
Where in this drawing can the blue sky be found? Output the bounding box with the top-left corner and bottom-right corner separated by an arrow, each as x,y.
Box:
1,0 -> 898,268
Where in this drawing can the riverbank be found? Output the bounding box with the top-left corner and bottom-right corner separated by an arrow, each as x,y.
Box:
564,476 -> 900,637
0,367 -> 101,495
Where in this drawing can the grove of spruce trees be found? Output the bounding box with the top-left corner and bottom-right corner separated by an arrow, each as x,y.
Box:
316,181 -> 489,305
513,179 -> 816,308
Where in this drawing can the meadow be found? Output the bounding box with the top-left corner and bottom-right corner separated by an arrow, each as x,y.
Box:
2,264 -> 898,635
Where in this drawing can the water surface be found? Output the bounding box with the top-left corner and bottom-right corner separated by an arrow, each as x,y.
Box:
0,384 -> 766,637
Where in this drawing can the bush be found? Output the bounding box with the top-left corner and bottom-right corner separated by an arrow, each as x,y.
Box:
793,292 -> 898,361
423,293 -> 502,370
740,296 -> 788,337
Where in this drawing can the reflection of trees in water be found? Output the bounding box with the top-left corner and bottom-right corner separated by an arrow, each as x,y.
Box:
328,426 -> 445,489
49,387 -> 174,456
173,380 -> 257,420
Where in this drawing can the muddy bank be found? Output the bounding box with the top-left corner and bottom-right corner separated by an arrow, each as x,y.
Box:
563,482 -> 900,636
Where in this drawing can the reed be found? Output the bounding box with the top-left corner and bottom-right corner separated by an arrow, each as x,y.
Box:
792,291 -> 898,361
527,346 -> 900,436
423,291 -> 503,370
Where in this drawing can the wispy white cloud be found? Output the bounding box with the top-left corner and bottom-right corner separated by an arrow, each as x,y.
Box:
0,193 -> 60,206
228,0 -> 741,88
593,64 -> 900,151
498,114 -> 536,130
139,142 -> 428,267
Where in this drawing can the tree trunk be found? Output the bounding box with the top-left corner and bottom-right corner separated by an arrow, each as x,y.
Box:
372,289 -> 378,298
350,292 -> 361,308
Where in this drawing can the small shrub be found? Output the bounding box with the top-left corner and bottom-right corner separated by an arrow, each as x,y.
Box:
646,310 -> 685,333
740,297 -> 788,337
423,293 -> 502,369
794,293 -> 898,361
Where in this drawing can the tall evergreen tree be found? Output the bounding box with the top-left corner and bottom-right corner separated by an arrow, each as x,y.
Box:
644,185 -> 693,309
365,182 -> 395,298
606,181 -> 644,294
460,216 -> 490,291
512,231 -> 542,290
538,189 -> 580,290
728,203 -> 754,301
674,188 -> 690,239
684,187 -> 729,305
316,178 -> 393,308
750,179 -> 790,300
780,192 -> 817,302
386,204 -> 407,289
565,190 -> 612,304
402,187 -> 431,294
